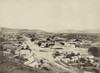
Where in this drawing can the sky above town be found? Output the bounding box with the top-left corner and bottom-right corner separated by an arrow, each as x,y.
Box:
0,0 -> 100,32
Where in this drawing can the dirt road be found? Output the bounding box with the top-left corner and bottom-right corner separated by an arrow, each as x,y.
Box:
23,36 -> 78,73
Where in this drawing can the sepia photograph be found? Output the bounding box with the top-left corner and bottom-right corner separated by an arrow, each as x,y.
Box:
0,0 -> 100,73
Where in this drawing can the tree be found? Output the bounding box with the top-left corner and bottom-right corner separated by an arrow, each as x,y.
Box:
31,38 -> 35,42
88,47 -> 100,57
11,50 -> 15,55
37,42 -> 41,47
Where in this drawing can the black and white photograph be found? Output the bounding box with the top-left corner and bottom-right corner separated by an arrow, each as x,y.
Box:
0,0 -> 100,73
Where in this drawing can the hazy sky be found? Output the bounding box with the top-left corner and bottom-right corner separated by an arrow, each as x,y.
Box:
0,0 -> 100,31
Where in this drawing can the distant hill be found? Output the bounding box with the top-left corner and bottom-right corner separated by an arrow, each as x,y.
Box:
54,29 -> 100,33
1,27 -> 100,34
0,27 -> 47,34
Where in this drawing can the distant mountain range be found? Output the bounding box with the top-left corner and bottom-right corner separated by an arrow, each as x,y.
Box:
0,27 -> 47,34
54,29 -> 100,33
0,27 -> 100,34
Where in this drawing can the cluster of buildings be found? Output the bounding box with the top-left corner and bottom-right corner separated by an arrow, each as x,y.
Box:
52,50 -> 100,69
2,34 -> 100,73
34,36 -> 100,52
14,42 -> 49,69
